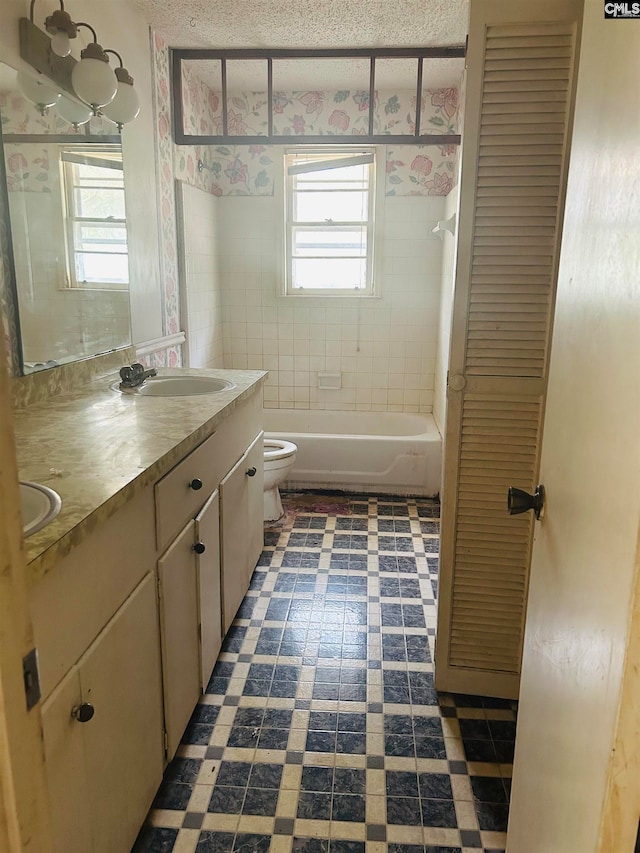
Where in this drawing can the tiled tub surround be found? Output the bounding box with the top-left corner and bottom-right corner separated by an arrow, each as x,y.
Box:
12,366 -> 266,580
222,193 -> 444,414
136,494 -> 515,853
176,182 -> 446,414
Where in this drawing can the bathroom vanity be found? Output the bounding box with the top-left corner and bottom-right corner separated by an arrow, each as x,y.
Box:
14,367 -> 265,853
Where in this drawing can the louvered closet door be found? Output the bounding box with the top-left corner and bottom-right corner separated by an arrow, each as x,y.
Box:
435,0 -> 583,699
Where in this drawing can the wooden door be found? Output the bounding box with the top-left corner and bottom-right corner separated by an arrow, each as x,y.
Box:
506,4 -> 640,850
80,574 -> 164,853
195,489 -> 222,690
41,668 -> 92,853
158,521 -> 201,758
435,0 -> 584,698
0,305 -> 51,849
219,432 -> 263,633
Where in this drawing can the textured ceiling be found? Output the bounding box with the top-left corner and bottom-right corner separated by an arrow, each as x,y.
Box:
129,0 -> 469,87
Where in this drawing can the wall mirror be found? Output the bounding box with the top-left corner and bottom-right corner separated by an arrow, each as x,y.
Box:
0,61 -> 132,374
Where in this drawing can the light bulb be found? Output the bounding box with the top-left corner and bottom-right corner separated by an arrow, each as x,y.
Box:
45,9 -> 77,58
56,95 -> 92,127
102,69 -> 140,128
50,30 -> 72,57
71,43 -> 117,112
16,71 -> 61,114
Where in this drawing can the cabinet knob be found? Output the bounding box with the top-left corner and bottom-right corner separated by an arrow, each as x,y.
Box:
189,478 -> 203,491
193,542 -> 206,555
246,467 -> 257,477
71,702 -> 95,723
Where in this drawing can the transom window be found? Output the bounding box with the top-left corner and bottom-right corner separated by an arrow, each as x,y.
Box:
285,148 -> 377,296
61,149 -> 129,290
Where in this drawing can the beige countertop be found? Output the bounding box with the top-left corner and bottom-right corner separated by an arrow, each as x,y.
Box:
14,367 -> 267,583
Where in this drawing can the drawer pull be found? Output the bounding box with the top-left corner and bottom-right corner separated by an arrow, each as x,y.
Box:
71,702 -> 95,723
193,542 -> 206,555
246,467 -> 257,477
189,478 -> 203,490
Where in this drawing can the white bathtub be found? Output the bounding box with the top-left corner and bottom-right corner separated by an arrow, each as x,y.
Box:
263,409 -> 442,496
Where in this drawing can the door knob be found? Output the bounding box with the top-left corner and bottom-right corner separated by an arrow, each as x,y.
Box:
189,478 -> 203,490
246,467 -> 257,477
507,485 -> 545,520
193,542 -> 206,554
71,702 -> 95,723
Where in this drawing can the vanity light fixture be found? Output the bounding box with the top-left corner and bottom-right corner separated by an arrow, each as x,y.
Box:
56,94 -> 92,128
19,2 -> 138,130
71,23 -> 117,114
40,0 -> 78,58
16,70 -> 60,115
102,50 -> 140,130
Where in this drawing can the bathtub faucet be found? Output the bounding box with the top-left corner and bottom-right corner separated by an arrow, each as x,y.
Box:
119,363 -> 157,388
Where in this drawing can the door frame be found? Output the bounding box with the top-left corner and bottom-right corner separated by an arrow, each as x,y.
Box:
0,340 -> 52,851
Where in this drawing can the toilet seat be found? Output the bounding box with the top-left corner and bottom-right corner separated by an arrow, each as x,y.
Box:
264,439 -> 297,461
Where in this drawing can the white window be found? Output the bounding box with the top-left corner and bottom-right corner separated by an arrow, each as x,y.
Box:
61,150 -> 129,290
285,148 -> 377,296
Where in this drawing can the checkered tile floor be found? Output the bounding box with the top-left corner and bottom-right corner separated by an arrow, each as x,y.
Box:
133,493 -> 516,853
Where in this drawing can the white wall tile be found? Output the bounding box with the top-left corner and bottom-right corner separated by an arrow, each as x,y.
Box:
205,172 -> 447,412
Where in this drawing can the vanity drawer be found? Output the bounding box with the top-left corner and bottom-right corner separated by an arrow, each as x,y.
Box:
155,390 -> 262,550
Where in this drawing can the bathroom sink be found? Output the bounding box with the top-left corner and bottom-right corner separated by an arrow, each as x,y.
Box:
20,481 -> 62,538
113,376 -> 237,397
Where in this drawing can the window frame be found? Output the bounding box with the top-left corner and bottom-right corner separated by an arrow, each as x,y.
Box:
284,146 -> 381,298
61,149 -> 129,292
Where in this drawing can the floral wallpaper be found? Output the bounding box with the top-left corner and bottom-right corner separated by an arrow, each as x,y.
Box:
271,87 -> 459,138
151,30 -> 181,367
386,144 -> 457,197
179,62 -> 459,142
175,144 -> 275,196
181,61 -> 224,135
174,61 -> 460,198
3,145 -> 55,193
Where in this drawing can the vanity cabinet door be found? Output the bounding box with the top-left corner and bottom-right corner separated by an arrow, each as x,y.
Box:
41,573 -> 164,853
41,667 -> 93,853
81,573 -> 164,853
220,431 -> 264,633
245,432 -> 265,586
158,519 -> 201,758
195,489 -> 222,691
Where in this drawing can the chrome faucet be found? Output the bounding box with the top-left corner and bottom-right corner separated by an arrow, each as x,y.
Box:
119,362 -> 157,389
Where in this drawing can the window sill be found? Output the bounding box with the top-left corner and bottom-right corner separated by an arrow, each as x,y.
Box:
284,291 -> 379,299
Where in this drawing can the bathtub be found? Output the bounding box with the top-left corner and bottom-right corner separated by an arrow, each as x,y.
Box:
263,409 -> 442,496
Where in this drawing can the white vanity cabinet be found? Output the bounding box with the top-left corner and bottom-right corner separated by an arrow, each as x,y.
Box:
154,392 -> 263,758
29,383 -> 264,850
40,573 -> 163,853
197,489 -> 222,690
157,518 -> 203,759
157,489 -> 222,757
220,432 -> 264,633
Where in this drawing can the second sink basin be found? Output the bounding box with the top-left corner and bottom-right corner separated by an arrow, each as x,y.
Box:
20,481 -> 62,538
114,376 -> 237,397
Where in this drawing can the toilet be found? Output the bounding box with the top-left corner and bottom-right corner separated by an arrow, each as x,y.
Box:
263,438 -> 297,521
